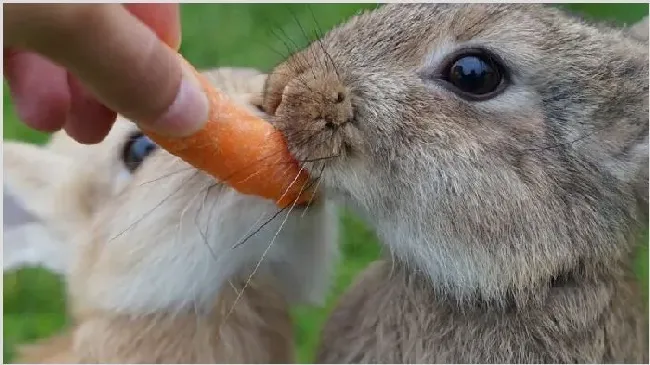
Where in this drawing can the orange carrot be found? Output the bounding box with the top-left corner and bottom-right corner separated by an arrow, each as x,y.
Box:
143,55 -> 314,208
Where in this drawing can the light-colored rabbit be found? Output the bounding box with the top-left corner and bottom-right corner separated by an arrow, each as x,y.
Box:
3,67 -> 339,363
260,4 -> 649,363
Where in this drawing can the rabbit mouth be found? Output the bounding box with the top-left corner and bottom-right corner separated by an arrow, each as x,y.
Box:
268,111 -> 350,175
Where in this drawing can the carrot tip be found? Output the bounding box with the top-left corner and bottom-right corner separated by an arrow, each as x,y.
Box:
143,53 -> 317,208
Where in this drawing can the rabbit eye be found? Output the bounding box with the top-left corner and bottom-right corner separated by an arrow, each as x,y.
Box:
122,132 -> 157,173
440,50 -> 506,100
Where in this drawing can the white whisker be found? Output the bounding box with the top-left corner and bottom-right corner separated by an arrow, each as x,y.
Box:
222,169 -> 311,323
301,165 -> 326,218
275,165 -> 307,206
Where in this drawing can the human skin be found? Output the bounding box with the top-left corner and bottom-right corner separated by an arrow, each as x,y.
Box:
3,4 -> 207,144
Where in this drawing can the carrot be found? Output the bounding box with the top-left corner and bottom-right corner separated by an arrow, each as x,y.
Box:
142,55 -> 314,208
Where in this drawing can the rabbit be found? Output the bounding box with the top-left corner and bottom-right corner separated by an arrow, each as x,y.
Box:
3,67 -> 339,363
258,4 -> 649,363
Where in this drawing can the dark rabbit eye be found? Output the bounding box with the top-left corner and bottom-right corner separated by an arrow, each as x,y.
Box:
122,132 -> 157,172
440,50 -> 506,100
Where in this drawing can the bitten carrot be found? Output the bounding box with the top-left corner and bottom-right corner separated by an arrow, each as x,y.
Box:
143,55 -> 314,208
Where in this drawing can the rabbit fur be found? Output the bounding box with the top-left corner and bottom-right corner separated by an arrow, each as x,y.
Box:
3,67 -> 339,363
259,4 -> 649,363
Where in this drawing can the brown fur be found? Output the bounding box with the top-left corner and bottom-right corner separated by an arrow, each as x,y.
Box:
262,4 -> 649,363
317,261 -> 646,363
16,280 -> 292,364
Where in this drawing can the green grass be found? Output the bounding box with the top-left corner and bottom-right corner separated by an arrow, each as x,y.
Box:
3,4 -> 648,363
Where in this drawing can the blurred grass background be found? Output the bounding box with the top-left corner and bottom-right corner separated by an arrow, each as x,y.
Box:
3,3 -> 648,363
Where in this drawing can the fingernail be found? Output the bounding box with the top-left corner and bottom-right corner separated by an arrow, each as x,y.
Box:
144,66 -> 208,137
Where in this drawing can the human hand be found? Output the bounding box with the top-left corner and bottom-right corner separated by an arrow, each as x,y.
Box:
4,4 -> 208,143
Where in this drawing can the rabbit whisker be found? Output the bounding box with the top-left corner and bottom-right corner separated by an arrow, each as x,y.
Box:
287,6 -> 323,95
195,182 -> 223,261
178,181 -> 216,261
223,168 -> 312,323
109,171 -> 201,242
308,4 -> 341,80
228,133 -> 338,246
301,164 -> 326,218
229,169 -> 322,251
231,207 -> 287,250
137,166 -> 196,187
232,209 -> 269,250
228,279 -> 241,296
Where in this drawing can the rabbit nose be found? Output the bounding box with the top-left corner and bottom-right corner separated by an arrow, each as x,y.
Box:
323,89 -> 353,129
278,70 -> 354,131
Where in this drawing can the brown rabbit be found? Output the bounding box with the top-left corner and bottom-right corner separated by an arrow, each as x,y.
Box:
3,67 -> 339,363
260,4 -> 649,363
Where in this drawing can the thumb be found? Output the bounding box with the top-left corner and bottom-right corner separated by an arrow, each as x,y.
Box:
7,4 -> 208,137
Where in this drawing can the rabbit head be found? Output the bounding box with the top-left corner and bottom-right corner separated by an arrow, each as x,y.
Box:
3,67 -> 339,318
261,4 -> 648,303
3,114 -> 139,274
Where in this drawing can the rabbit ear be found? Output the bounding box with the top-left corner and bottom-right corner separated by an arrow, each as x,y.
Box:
3,141 -> 72,220
2,221 -> 68,275
3,141 -> 73,274
3,186 -> 69,274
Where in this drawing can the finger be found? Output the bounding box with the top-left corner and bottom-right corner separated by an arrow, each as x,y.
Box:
65,74 -> 117,144
7,4 -> 207,137
124,4 -> 181,50
3,48 -> 70,132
